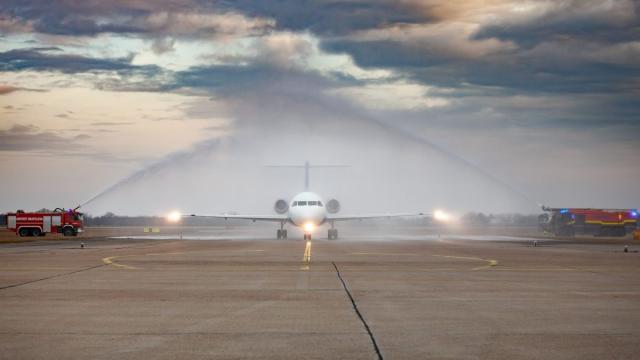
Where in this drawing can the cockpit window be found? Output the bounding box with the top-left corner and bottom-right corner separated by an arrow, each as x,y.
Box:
308,201 -> 317,206
297,201 -> 307,206
317,201 -> 323,206
292,201 -> 297,207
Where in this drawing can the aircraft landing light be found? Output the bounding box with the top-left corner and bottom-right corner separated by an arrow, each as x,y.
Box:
304,222 -> 315,233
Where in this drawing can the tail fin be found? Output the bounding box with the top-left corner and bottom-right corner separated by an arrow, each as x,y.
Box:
265,161 -> 349,191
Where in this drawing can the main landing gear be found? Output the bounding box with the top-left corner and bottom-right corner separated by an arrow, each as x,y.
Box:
277,222 -> 288,239
328,221 -> 338,240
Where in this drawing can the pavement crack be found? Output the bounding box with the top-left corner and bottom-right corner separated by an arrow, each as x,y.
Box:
332,261 -> 384,360
0,264 -> 107,291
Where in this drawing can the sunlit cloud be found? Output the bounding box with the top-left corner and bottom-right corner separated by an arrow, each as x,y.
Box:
328,82 -> 449,110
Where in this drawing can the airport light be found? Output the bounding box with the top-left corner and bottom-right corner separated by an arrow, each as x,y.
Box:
434,209 -> 451,223
167,211 -> 182,223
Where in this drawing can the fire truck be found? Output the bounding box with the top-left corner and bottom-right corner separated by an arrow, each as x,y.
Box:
6,208 -> 84,237
539,207 -> 639,237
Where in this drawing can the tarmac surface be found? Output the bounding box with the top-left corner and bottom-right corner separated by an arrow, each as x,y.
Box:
1,227 -> 639,359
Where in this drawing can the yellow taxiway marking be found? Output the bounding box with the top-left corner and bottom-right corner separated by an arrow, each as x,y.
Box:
102,250 -> 265,269
472,259 -> 498,271
351,252 -> 420,256
102,255 -> 138,270
101,251 -> 188,270
350,253 -> 498,270
492,267 -> 574,271
431,255 -> 498,270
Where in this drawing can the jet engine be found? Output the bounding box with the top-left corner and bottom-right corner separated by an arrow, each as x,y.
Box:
274,199 -> 289,214
326,199 -> 341,214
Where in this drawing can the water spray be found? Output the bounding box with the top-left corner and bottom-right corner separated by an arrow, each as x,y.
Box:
73,138 -> 223,211
308,93 -> 543,209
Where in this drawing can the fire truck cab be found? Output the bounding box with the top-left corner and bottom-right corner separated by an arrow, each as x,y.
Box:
539,207 -> 638,237
6,208 -> 84,237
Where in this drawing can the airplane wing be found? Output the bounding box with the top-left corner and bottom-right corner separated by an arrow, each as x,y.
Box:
326,213 -> 431,222
184,214 -> 288,222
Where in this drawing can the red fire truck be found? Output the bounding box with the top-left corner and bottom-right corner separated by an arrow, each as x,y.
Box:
6,208 -> 84,237
539,207 -> 639,237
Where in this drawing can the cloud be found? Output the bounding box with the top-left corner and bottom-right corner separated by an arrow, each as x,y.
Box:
328,82 -> 449,110
91,122 -> 135,126
472,0 -> 639,46
254,32 -> 314,68
0,85 -> 23,95
151,37 -> 175,54
0,84 -> 47,95
0,14 -> 33,33
1,1 -> 274,39
136,10 -> 274,38
344,22 -> 518,60
0,124 -> 90,151
218,0 -> 433,35
0,48 -> 171,93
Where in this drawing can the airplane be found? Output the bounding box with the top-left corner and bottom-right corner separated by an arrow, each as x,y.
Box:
168,161 -> 435,240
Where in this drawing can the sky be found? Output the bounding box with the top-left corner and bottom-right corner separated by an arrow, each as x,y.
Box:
0,0 -> 639,216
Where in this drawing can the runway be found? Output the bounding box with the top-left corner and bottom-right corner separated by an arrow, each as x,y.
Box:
1,229 -> 639,359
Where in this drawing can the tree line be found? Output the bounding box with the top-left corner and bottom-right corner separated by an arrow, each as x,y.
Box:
1,210 -> 540,227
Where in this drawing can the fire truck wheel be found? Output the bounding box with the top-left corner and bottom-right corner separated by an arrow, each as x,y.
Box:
31,228 -> 41,237
63,227 -> 74,237
18,228 -> 29,237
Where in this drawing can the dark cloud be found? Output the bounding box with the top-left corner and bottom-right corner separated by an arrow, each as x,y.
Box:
218,0 -> 432,35
322,37 -> 640,96
2,0 -> 173,36
1,0 -> 273,38
171,62 -> 353,94
472,1 -> 640,47
474,22 -> 640,48
0,0 -> 431,37
322,39 -> 446,68
0,47 -> 162,76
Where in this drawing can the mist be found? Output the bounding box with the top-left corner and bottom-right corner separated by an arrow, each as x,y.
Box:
81,78 -> 540,217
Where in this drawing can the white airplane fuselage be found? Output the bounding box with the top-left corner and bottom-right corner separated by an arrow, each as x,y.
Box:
288,191 -> 327,232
